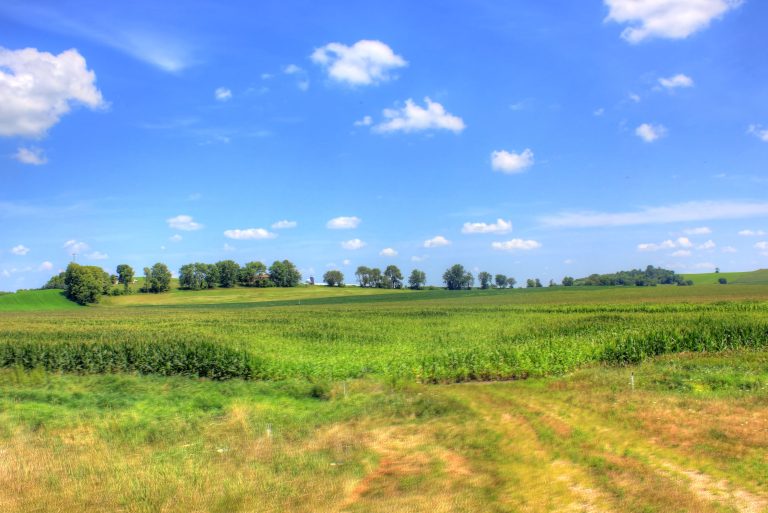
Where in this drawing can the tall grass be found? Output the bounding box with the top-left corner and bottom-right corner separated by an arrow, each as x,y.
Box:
1,288 -> 767,383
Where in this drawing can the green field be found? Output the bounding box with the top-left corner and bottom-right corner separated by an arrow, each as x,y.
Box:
682,268 -> 768,285
1,284 -> 767,512
0,289 -> 80,312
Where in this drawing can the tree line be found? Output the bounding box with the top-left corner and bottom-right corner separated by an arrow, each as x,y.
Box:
43,260 -> 693,305
178,260 -> 301,290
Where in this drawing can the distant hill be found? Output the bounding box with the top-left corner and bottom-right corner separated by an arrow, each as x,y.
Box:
681,269 -> 768,286
0,289 -> 80,311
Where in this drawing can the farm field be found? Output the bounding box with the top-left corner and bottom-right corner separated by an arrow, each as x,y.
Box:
1,284 -> 767,512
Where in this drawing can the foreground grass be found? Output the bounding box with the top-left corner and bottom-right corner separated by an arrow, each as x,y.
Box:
1,351 -> 766,512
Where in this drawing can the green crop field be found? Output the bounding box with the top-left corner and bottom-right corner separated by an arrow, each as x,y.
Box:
682,268 -> 768,285
1,284 -> 767,512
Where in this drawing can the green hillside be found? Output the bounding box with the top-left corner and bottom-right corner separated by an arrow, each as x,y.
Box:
682,269 -> 768,285
0,289 -> 80,311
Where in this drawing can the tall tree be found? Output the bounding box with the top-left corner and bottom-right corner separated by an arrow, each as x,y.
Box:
384,265 -> 403,289
216,260 -> 240,288
369,268 -> 383,288
526,278 -> 536,288
355,266 -> 371,287
443,264 -> 473,290
146,263 -> 172,293
494,274 -> 507,288
116,264 -> 134,291
323,270 -> 344,287
239,261 -> 270,287
506,277 -> 517,289
269,260 -> 301,287
64,263 -> 109,304
478,271 -> 492,289
562,276 -> 574,286
408,269 -> 426,290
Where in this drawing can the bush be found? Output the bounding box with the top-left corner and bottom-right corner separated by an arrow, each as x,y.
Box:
718,277 -> 727,285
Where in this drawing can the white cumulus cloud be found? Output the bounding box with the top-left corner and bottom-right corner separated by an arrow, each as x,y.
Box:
604,0 -> 742,43
167,214 -> 203,231
311,40 -> 406,86
223,228 -> 276,240
14,147 -> 47,165
462,219 -> 513,234
0,47 -> 105,137
755,241 -> 768,250
373,98 -> 465,134
327,216 -> 361,229
423,236 -> 451,248
738,229 -> 766,236
639,237 -> 692,251
697,240 -> 716,250
39,261 -> 53,271
354,115 -> 373,127
635,123 -> 667,142
683,226 -> 711,235
658,74 -> 694,89
341,238 -> 366,250
271,220 -> 297,229
747,125 -> 768,142
491,149 -> 534,174
379,247 -> 398,257
491,239 -> 542,251
11,244 -> 30,255
214,87 -> 232,101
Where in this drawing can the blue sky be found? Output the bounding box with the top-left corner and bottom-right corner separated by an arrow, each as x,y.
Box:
1,0 -> 767,290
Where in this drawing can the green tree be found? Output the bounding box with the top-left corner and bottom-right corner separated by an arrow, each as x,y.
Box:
408,269 -> 426,290
548,279 -> 556,287
323,270 -> 344,287
369,268 -> 383,288
43,272 -> 66,290
64,263 -> 108,304
116,264 -> 134,291
506,277 -> 517,288
145,263 -> 172,293
239,261 -> 271,287
478,271 -> 492,289
384,265 -> 403,289
443,264 -> 473,290
535,278 -> 543,288
494,274 -> 507,288
216,260 -> 240,288
562,276 -> 574,286
269,260 -> 301,287
355,266 -> 371,287
526,278 -> 536,288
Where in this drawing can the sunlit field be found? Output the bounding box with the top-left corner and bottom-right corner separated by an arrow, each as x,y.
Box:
1,284 -> 767,512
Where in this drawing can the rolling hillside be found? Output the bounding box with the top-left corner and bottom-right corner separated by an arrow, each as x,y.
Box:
682,269 -> 768,285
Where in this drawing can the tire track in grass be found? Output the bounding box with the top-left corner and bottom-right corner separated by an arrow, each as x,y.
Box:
488,384 -> 768,513
447,384 -> 617,512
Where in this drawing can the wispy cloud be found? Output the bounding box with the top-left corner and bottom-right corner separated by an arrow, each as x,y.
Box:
491,239 -> 541,251
0,3 -> 196,72
541,200 -> 768,228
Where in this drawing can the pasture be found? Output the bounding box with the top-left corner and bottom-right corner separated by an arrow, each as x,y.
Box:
0,283 -> 767,512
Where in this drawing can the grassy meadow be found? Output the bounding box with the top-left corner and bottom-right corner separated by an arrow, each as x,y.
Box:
1,282 -> 767,512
